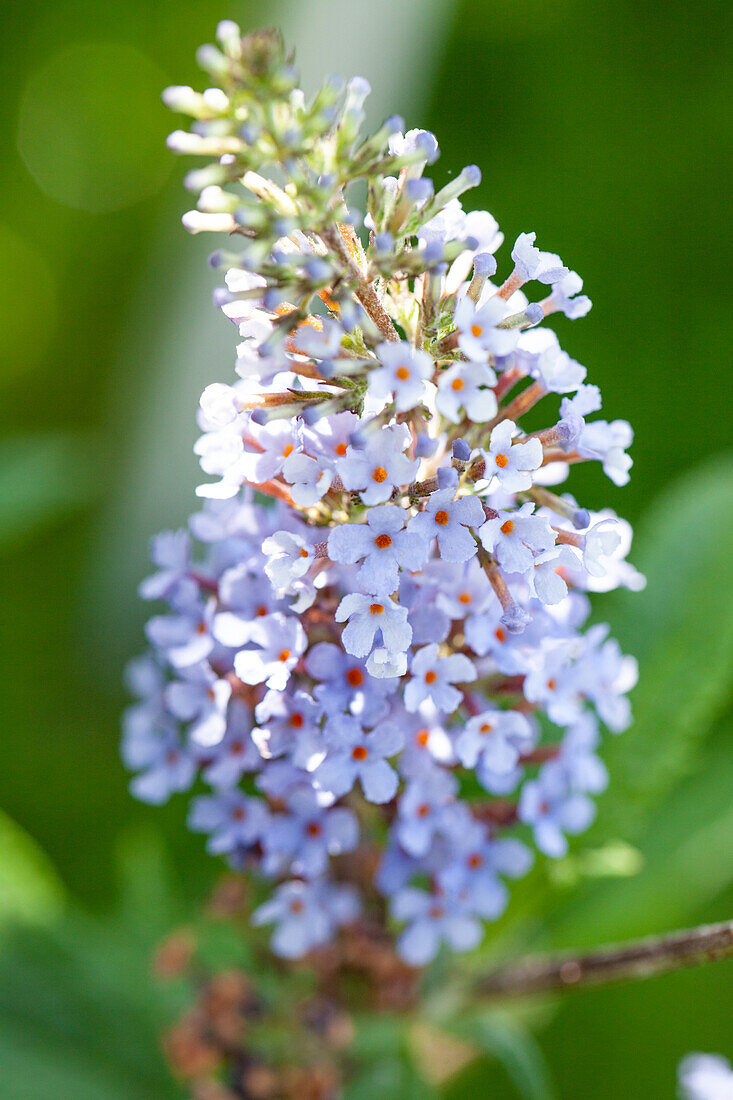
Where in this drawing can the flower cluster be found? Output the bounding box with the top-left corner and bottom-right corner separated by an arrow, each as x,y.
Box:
124,23 -> 642,967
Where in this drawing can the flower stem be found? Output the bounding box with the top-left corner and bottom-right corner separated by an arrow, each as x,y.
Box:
474,918 -> 733,999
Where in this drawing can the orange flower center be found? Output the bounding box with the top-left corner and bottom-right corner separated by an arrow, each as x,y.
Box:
500,519 -> 514,535
396,366 -> 410,381
299,547 -> 309,558
306,822 -> 322,837
451,377 -> 464,391
369,603 -> 384,615
374,533 -> 392,549
416,803 -> 431,818
352,745 -> 369,761
495,453 -> 509,469
547,678 -> 556,691
480,722 -> 493,735
434,509 -> 450,526
424,670 -> 437,685
468,853 -> 483,869
283,444 -> 294,457
415,729 -> 430,747
278,649 -> 291,662
230,741 -> 244,755
256,605 -> 268,616
372,466 -> 388,483
290,713 -> 304,728
470,324 -> 483,337
494,627 -> 507,643
335,442 -> 348,456
458,591 -> 472,605
346,667 -> 364,687
290,899 -> 305,914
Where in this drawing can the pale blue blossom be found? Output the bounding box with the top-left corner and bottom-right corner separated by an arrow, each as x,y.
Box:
404,644 -> 477,713
327,504 -> 428,596
313,716 -> 403,803
336,423 -> 418,505
408,489 -> 484,563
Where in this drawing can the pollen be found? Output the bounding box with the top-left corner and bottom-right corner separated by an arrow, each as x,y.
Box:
416,728 -> 430,747
335,442 -> 348,456
495,627 -> 507,643
283,443 -> 294,457
278,649 -> 291,662
396,366 -> 410,380
470,324 -> 483,337
434,509 -> 450,526
458,591 -> 472,605
424,670 -> 438,685
372,466 -> 388,483
352,745 -> 369,761
451,377 -> 464,391
480,722 -> 493,734
495,453 -> 509,469
374,533 -> 392,549
369,603 -> 384,615
299,548 -> 309,557
500,519 -> 514,535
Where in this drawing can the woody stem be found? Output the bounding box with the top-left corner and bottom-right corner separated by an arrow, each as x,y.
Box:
473,918 -> 733,1000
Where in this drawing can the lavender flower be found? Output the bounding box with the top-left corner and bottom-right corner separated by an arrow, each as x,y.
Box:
124,23 -> 641,967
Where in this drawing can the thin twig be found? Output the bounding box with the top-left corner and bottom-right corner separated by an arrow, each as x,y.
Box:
475,919 -> 733,999
320,225 -> 400,342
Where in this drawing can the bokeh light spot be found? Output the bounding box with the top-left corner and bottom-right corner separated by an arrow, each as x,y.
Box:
17,42 -> 170,212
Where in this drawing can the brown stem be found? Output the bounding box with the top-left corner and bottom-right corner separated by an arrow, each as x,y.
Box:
498,380 -> 546,424
321,225 -> 400,342
475,919 -> 733,999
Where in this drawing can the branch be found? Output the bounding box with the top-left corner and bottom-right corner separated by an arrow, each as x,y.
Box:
320,225 -> 400,342
475,919 -> 733,999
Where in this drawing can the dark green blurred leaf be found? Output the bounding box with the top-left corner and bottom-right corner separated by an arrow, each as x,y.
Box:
0,432 -> 102,551
445,1013 -> 556,1100
0,825 -> 184,1100
346,1053 -> 441,1100
593,455 -> 733,840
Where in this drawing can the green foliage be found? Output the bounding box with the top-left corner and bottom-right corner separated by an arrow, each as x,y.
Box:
593,455 -> 733,842
445,1013 -> 557,1100
0,827 -> 183,1100
0,432 -> 102,553
0,810 -> 66,935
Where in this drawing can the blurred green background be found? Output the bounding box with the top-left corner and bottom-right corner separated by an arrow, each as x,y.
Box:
0,0 -> 731,1096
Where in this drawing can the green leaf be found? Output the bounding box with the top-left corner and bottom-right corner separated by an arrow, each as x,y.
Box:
0,432 -> 102,552
0,809 -> 66,935
0,827 -> 186,1100
445,1012 -> 557,1100
346,1054 -> 441,1100
592,455 -> 733,840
